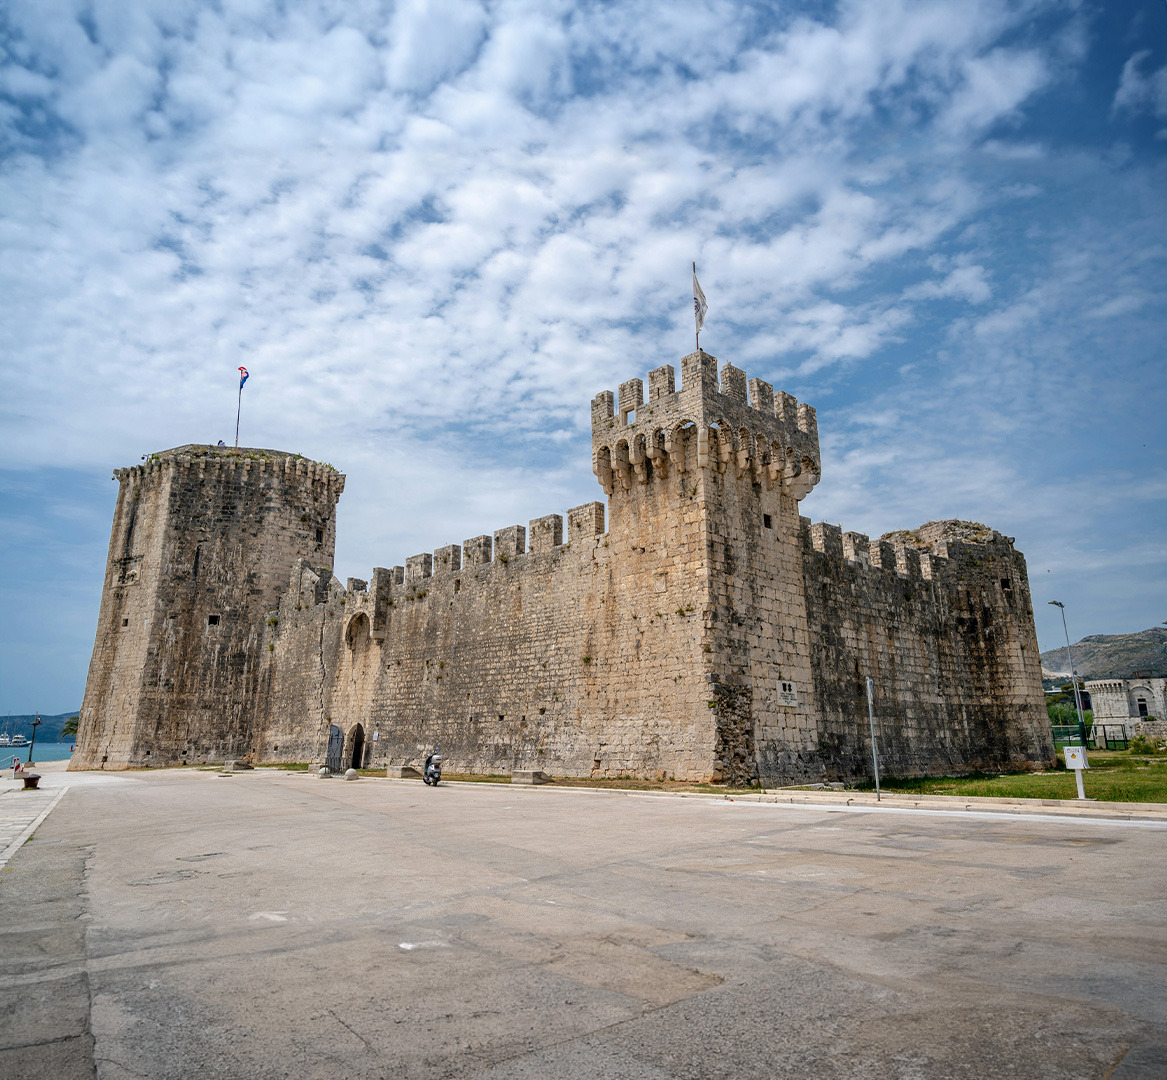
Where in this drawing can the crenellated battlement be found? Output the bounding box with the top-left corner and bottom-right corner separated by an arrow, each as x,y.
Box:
590,351 -> 820,500
283,501 -> 610,636
389,501 -> 606,585
112,444 -> 345,498
802,517 -> 1025,591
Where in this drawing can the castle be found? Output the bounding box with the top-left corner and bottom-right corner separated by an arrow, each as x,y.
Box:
1087,677 -> 1166,729
73,350 -> 1054,783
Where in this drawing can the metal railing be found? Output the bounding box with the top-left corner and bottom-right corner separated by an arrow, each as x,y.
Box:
1094,723 -> 1130,751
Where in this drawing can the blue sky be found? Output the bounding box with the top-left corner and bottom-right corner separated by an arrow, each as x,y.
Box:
2,0 -> 1165,713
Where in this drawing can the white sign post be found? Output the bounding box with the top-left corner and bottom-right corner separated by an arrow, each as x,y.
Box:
1063,745 -> 1089,800
866,677 -> 880,802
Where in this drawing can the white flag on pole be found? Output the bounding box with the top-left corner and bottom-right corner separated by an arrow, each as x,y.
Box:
692,265 -> 708,335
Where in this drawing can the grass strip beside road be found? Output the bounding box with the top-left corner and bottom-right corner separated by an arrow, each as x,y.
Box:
864,751 -> 1167,803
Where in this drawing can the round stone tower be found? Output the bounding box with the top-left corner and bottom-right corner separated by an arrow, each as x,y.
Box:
72,446 -> 344,769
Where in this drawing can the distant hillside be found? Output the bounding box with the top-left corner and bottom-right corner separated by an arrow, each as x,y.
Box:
1041,628 -> 1167,679
1,711 -> 79,743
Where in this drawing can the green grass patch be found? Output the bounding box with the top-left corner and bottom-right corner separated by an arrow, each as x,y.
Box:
442,773 -> 513,784
545,776 -> 727,793
863,751 -> 1167,803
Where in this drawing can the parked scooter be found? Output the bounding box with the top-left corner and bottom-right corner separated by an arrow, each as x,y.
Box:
423,746 -> 442,786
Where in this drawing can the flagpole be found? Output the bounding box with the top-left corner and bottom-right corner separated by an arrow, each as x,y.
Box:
235,381 -> 242,448
693,261 -> 699,352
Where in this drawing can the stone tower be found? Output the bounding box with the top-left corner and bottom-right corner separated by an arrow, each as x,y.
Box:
591,350 -> 822,783
72,446 -> 344,769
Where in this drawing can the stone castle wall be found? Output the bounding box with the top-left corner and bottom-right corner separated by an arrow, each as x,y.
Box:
1087,677 -> 1167,725
799,522 -> 1050,780
256,493 -> 718,780
74,351 -> 1054,783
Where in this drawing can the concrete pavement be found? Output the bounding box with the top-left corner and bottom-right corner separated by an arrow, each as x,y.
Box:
1,766 -> 1165,1079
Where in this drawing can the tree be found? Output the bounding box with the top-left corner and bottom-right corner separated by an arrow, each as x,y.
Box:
61,716 -> 79,738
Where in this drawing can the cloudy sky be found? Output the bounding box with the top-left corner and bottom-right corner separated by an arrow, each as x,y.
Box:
2,0 -> 1165,713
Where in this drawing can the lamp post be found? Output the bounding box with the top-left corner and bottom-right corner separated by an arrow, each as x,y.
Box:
27,712 -> 41,764
1048,601 -> 1087,744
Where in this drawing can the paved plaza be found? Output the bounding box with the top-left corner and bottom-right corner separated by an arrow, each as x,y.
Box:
1,764 -> 1165,1079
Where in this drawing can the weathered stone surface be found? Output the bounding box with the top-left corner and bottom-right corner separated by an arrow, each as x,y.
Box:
1088,677 -> 1167,726
512,770 -> 552,785
74,351 -> 1052,785
72,446 -> 343,771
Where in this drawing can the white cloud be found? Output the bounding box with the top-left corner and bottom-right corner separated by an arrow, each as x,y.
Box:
0,0 -> 1164,706
904,263 -> 992,304
1114,49 -> 1167,119
939,47 -> 1049,137
384,0 -> 487,94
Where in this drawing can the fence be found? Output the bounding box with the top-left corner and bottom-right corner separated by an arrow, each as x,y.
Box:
1094,723 -> 1130,751
1050,723 -> 1085,749
1051,722 -> 1130,751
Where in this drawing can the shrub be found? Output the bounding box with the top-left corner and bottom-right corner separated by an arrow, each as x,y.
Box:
1129,735 -> 1161,755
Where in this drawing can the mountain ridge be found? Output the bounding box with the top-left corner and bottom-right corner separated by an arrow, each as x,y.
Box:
1,711 -> 80,743
1041,627 -> 1167,680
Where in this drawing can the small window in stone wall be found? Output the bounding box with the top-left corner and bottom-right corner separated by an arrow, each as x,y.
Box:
208,614 -> 220,626
316,528 -> 324,544
763,514 -> 773,529
122,619 -> 129,627
1138,698 -> 1148,717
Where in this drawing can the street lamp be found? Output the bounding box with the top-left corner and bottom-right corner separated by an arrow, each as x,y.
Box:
1048,601 -> 1088,743
27,712 -> 41,764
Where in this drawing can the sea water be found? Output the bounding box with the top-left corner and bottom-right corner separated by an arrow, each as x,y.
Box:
5,742 -> 74,764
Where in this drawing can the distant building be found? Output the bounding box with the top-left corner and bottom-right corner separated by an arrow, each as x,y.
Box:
1087,677 -> 1167,725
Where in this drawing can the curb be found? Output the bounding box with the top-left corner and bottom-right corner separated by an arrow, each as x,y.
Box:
0,787 -> 70,869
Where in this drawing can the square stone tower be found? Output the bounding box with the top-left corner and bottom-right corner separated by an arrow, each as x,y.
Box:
591,350 -> 822,783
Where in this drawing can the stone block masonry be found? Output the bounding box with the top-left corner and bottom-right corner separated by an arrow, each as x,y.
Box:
73,351 -> 1053,783
74,447 -> 343,769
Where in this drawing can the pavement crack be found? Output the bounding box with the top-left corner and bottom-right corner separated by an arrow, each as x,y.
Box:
329,1008 -> 376,1053
82,842 -> 99,1080
1101,1044 -> 1130,1080
95,1055 -> 153,1078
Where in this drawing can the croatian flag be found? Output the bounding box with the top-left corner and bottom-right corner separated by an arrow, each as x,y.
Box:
692,266 -> 708,334
238,366 -> 249,389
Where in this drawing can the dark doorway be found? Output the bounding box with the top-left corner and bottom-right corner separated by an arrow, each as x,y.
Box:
325,724 -> 343,773
350,724 -> 365,770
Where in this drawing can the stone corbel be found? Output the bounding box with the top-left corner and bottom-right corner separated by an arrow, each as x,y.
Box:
716,433 -> 731,475
612,444 -> 631,491
781,450 -> 802,496
735,445 -> 751,479
629,440 -> 648,485
593,454 -> 614,496
646,434 -> 668,479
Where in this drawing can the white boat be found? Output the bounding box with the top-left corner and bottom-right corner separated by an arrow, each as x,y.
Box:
7,734 -> 29,747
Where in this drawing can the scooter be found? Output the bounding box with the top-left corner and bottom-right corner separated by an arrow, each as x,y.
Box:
423,751 -> 442,786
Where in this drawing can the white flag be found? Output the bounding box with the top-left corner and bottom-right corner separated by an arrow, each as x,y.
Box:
692,265 -> 708,334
